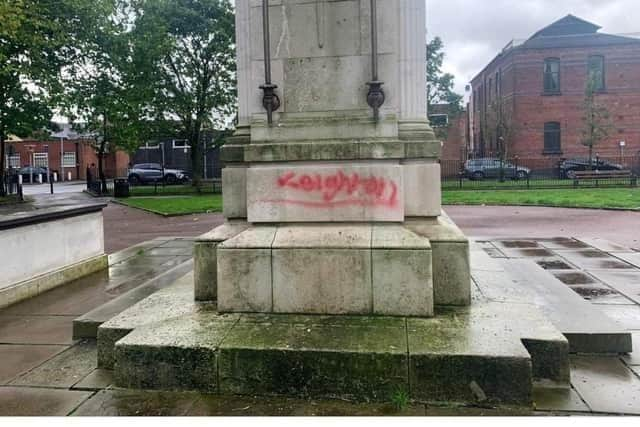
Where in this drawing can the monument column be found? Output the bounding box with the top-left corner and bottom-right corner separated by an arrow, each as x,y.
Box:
398,0 -> 436,141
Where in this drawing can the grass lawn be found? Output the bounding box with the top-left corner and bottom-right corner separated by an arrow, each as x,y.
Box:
128,183 -> 220,196
117,195 -> 223,216
442,187 -> 640,210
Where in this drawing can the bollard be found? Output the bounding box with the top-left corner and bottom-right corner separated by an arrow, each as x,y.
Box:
68,171 -> 72,181
53,172 -> 58,182
50,174 -> 54,194
37,174 -> 42,184
18,175 -> 23,185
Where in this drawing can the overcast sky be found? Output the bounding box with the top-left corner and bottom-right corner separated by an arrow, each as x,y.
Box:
426,0 -> 640,97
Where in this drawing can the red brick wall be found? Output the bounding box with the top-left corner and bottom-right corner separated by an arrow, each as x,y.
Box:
6,140 -> 130,180
472,43 -> 640,163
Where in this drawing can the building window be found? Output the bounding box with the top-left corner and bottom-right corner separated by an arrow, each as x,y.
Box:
588,55 -> 605,91
428,114 -> 449,128
495,72 -> 500,97
62,152 -> 76,167
543,58 -> 561,93
140,142 -> 160,150
5,154 -> 20,168
543,122 -> 562,154
33,152 -> 49,168
172,139 -> 190,149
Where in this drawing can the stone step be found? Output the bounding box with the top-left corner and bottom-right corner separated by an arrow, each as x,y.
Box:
471,250 -> 632,354
72,259 -> 194,339
97,270 -> 217,369
104,276 -> 567,405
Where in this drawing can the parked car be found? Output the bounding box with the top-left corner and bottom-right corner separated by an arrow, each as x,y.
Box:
127,163 -> 190,185
18,166 -> 49,183
559,158 -> 624,179
463,158 -> 530,180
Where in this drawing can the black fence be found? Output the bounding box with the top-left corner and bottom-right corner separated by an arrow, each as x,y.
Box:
86,172 -> 222,198
1,172 -> 24,200
442,155 -> 640,190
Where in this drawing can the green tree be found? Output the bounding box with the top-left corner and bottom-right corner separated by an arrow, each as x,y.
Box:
129,0 -> 236,188
62,0 -> 151,193
0,0 -> 104,195
426,36 -> 463,117
581,74 -> 613,169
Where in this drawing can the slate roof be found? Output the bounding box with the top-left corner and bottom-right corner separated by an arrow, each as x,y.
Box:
521,14 -> 640,49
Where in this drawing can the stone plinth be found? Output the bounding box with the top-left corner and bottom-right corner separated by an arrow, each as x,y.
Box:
217,224 -> 434,317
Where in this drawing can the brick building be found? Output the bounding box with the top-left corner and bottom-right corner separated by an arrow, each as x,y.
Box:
470,15 -> 640,164
4,124 -> 130,181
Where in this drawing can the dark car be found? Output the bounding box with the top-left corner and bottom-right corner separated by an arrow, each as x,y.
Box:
18,166 -> 49,183
463,158 -> 530,180
127,163 -> 190,185
559,158 -> 624,179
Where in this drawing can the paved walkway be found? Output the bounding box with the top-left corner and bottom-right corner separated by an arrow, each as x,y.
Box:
0,234 -> 639,415
446,205 -> 640,250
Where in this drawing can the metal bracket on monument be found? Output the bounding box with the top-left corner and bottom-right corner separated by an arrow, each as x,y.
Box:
366,0 -> 385,122
260,0 -> 280,125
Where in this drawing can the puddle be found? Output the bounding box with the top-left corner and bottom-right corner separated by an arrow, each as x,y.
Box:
595,260 -> 634,269
570,286 -> 618,298
553,272 -> 597,285
574,250 -> 608,258
483,248 -> 505,258
548,238 -> 589,249
499,241 -> 540,248
537,259 -> 573,270
517,249 -> 554,257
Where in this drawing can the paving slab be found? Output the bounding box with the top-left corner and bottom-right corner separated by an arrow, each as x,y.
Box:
532,386 -> 590,412
107,240 -> 167,265
71,389 -> 197,416
72,368 -> 113,390
497,259 -> 632,353
556,250 -> 634,270
612,252 -> 640,269
0,386 -> 92,416
587,270 -> 640,305
570,356 -> 640,415
576,237 -> 632,253
0,314 -> 75,345
0,344 -> 68,384
595,305 -> 640,331
187,394 -> 427,416
10,341 -> 96,388
538,238 -> 590,250
73,259 -> 194,339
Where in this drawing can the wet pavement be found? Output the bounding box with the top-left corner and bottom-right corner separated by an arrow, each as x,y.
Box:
0,235 -> 639,415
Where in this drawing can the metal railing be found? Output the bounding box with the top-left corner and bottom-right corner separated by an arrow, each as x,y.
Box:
442,154 -> 640,190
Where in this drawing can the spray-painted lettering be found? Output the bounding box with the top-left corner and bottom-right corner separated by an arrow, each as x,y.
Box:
263,170 -> 399,208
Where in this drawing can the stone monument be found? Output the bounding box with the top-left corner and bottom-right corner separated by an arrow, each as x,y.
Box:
195,0 -> 471,316
100,0 -> 570,406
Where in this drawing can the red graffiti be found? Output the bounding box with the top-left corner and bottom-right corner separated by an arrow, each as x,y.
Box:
262,170 -> 399,209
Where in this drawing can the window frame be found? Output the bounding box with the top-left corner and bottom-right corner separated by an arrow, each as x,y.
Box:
543,58 -> 561,94
140,142 -> 160,150
587,55 -> 605,92
172,139 -> 190,149
62,152 -> 76,167
543,121 -> 562,154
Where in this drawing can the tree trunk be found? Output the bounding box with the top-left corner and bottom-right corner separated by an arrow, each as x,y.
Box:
189,122 -> 203,190
0,129 -> 6,197
99,114 -> 107,194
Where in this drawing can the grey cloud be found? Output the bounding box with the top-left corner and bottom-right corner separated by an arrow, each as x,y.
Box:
426,0 -> 640,95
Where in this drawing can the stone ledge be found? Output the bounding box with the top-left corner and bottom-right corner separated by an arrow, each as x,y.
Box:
108,302 -> 567,406
0,255 -> 108,309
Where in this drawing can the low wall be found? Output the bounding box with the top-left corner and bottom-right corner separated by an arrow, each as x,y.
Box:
0,204 -> 107,307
